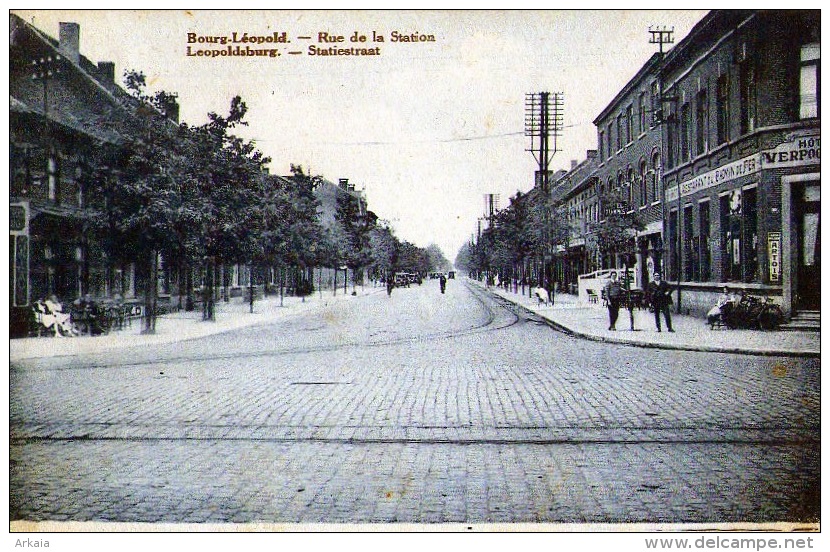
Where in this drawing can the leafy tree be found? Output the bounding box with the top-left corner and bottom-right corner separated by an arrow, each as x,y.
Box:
187,95 -> 270,319
425,244 -> 451,272
368,224 -> 399,282
87,69 -> 188,334
588,187 -> 646,329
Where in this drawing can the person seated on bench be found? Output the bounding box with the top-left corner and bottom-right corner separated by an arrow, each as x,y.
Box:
707,286 -> 737,328
45,294 -> 77,336
73,293 -> 104,335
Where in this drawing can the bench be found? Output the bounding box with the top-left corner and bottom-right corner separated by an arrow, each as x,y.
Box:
586,289 -> 599,304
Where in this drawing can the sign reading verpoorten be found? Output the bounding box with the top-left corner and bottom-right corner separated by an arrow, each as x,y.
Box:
768,232 -> 781,283
761,133 -> 820,169
667,132 -> 821,202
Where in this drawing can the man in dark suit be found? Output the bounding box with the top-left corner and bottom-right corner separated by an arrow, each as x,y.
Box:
647,273 -> 675,332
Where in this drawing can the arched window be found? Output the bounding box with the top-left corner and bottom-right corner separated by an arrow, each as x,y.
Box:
639,159 -> 648,206
627,168 -> 635,207
651,151 -> 661,202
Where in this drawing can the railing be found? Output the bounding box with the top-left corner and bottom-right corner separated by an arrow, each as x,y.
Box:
577,268 -> 636,304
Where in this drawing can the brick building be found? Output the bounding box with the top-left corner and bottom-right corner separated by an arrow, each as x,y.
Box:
659,10 -> 820,316
9,15 -> 142,335
592,53 -> 666,290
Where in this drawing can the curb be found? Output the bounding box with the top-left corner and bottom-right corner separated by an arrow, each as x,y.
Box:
480,284 -> 820,359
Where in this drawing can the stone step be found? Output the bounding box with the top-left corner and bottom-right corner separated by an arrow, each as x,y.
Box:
779,321 -> 821,332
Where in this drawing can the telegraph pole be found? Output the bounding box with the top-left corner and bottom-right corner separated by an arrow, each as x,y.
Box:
649,25 -> 683,313
525,91 -> 563,297
525,92 -> 563,194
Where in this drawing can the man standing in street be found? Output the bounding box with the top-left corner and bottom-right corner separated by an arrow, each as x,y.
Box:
648,272 -> 675,332
603,271 -> 623,330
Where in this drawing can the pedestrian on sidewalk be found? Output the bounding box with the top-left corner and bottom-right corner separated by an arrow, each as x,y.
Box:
647,273 -> 675,332
439,273 -> 447,294
603,271 -> 623,330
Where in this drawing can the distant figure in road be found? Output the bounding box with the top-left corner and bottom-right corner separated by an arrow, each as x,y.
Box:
386,278 -> 394,297
647,272 -> 675,332
603,271 -> 623,331
439,274 -> 447,294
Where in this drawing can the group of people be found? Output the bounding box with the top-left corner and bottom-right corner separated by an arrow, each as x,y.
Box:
603,271 -> 675,332
33,293 -> 110,337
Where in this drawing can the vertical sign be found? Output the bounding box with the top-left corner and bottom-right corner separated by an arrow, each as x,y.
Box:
10,202 -> 30,306
768,232 -> 781,283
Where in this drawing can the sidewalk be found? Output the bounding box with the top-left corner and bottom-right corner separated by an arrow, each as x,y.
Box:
474,280 -> 820,358
10,287 -> 383,362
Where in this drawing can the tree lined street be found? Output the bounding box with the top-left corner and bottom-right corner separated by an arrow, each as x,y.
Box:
10,281 -> 819,524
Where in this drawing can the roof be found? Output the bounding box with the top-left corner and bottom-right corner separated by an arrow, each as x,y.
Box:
593,53 -> 662,125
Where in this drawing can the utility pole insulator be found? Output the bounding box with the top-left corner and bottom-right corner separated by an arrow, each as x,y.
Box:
648,25 -> 675,55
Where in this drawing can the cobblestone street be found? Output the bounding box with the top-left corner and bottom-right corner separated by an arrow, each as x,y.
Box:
10,281 -> 820,525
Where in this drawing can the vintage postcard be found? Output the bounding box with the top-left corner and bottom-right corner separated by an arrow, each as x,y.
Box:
8,8 -> 820,545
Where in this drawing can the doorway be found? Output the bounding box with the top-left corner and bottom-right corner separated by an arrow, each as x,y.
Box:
796,182 -> 820,310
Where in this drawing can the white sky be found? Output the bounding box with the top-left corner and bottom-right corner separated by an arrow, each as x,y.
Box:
14,9 -> 708,263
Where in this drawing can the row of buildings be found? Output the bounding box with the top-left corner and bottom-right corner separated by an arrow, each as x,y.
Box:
527,10 -> 819,318
9,14 -> 372,336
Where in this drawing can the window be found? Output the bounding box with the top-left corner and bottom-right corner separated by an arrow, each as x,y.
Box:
666,114 -> 676,169
684,205 -> 695,281
47,156 -> 58,202
639,93 -> 647,134
639,160 -> 648,206
716,74 -> 730,145
599,130 -> 605,160
720,187 -> 758,282
627,168 -> 634,207
800,43 -> 820,119
696,89 -> 708,156
680,103 -> 691,163
626,104 -> 634,143
651,152 -> 661,202
607,123 -> 613,158
616,114 -> 624,151
668,209 -> 679,281
699,200 -> 711,281
740,61 -> 757,134
651,80 -> 661,126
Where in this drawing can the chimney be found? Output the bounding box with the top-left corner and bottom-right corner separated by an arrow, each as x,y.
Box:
571,160 -> 578,170
338,178 -> 349,190
59,22 -> 80,64
97,61 -> 115,83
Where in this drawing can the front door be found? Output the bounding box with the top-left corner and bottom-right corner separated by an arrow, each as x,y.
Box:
797,182 -> 820,310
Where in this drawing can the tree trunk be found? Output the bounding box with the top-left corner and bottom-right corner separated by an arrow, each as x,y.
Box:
223,264 -> 230,303
249,263 -> 255,313
625,260 -> 635,330
142,250 -> 157,335
185,264 -> 194,312
203,258 -> 215,321
279,266 -> 284,307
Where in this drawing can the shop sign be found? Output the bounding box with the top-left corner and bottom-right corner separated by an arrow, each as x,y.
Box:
768,232 -> 781,283
668,154 -> 760,202
761,133 -> 820,169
